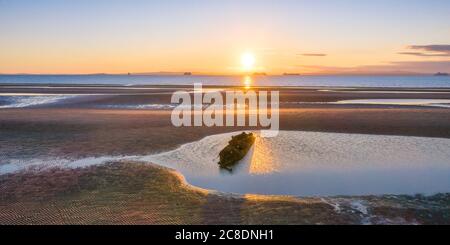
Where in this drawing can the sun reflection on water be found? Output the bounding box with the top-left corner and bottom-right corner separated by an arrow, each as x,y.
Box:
243,75 -> 252,89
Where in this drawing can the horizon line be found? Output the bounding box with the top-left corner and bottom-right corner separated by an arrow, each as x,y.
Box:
0,72 -> 437,76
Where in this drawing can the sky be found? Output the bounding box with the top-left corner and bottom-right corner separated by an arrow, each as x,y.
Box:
0,0 -> 449,75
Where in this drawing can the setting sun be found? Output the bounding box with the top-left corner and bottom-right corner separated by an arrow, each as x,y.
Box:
241,52 -> 255,71
1,0 -> 450,229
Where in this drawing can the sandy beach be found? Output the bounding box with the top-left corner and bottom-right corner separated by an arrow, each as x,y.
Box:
3,2 -> 450,239
1,85 -> 450,224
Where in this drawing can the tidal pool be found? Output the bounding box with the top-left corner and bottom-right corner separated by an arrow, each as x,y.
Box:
141,131 -> 450,196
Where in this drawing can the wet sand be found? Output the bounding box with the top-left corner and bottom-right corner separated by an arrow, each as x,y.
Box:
1,107 -> 450,160
1,162 -> 449,225
2,84 -> 450,106
1,85 -> 450,224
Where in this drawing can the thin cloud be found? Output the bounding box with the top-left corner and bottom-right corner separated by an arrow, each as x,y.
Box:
409,45 -> 450,52
399,45 -> 450,57
300,53 -> 327,57
398,52 -> 450,57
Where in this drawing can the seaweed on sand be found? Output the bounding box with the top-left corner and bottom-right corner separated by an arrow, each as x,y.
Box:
218,132 -> 256,171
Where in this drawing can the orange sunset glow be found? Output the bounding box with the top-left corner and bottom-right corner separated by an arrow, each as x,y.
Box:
0,1 -> 449,75
1,0 -> 450,229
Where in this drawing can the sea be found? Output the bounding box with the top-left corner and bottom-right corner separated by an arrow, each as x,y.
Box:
1,74 -> 450,88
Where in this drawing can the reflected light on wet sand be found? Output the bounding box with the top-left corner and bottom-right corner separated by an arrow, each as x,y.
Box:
243,193 -> 301,202
248,135 -> 278,175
